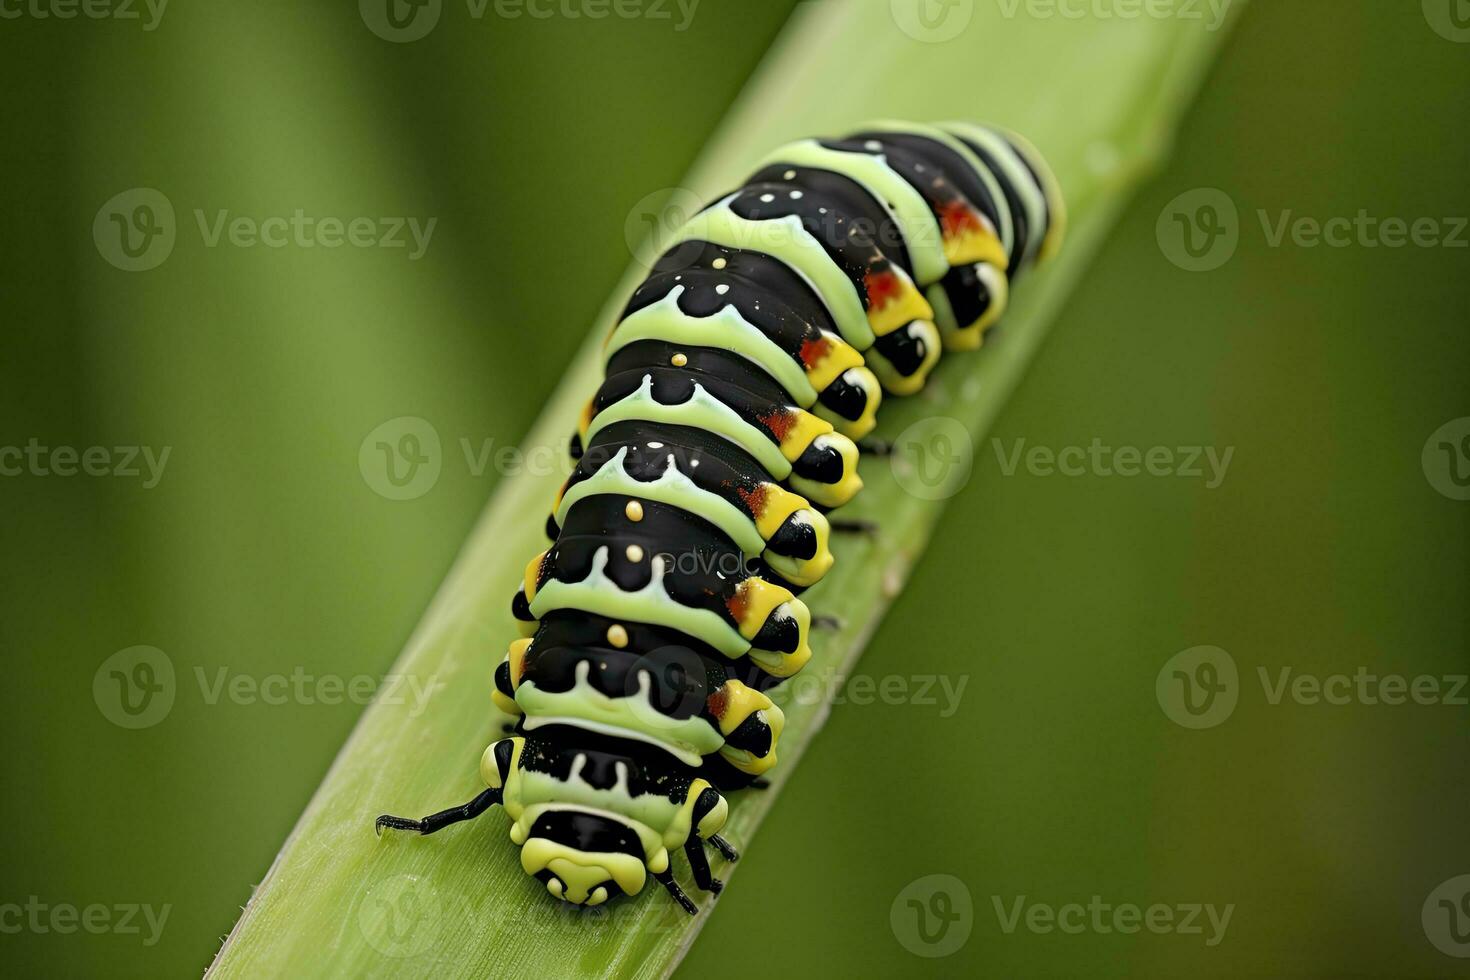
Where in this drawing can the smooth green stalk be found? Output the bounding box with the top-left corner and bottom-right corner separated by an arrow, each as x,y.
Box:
208,2 -> 1242,976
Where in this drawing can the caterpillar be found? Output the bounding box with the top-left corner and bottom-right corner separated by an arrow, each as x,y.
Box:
376,120 -> 1064,913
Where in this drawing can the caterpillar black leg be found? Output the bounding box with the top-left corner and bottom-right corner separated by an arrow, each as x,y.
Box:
685,838 -> 724,895
653,867 -> 699,915
812,613 -> 845,630
708,834 -> 740,862
375,787 -> 502,837
858,439 -> 893,457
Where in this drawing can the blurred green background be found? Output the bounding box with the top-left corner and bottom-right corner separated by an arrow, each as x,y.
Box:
2,1 -> 1467,977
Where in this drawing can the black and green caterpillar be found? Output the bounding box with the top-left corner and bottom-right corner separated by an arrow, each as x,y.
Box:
377,120 -> 1063,913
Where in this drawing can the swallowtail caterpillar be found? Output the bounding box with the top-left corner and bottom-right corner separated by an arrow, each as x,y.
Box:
376,120 -> 1064,913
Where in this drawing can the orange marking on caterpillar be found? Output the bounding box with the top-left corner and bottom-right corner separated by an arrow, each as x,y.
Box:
863,268 -> 903,311
940,200 -> 983,240
736,483 -> 769,517
798,335 -> 833,367
758,409 -> 795,442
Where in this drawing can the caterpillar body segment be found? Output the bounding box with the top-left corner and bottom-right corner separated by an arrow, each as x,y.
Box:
492,612 -> 787,777
521,495 -> 814,679
613,269 -> 882,439
377,120 -> 1062,915
550,425 -> 835,589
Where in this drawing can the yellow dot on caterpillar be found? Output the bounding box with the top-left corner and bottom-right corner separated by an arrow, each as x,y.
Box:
670,353 -> 688,367
711,257 -> 727,269
626,544 -> 644,562
606,624 -> 629,648
625,499 -> 644,522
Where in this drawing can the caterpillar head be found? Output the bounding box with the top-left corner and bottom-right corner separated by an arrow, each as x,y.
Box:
518,810 -> 648,907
